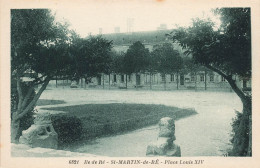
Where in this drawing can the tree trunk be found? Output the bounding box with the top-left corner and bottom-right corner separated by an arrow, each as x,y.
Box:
247,112 -> 252,156
176,72 -> 179,90
164,74 -> 166,90
81,78 -> 83,88
11,77 -> 50,142
205,65 -> 251,156
56,76 -> 58,88
102,74 -> 105,89
150,72 -> 152,90
136,73 -> 138,90
224,81 -> 251,156
108,74 -> 110,90
126,74 -> 128,89
195,72 -> 197,91
84,76 -> 87,89
11,117 -> 21,143
241,98 -> 251,156
232,98 -> 252,156
205,70 -> 207,90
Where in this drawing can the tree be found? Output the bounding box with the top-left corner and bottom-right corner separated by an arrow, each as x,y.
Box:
169,8 -> 251,156
182,57 -> 210,90
151,43 -> 183,90
111,52 -> 129,88
11,79 -> 36,139
147,46 -> 159,90
124,41 -> 149,86
11,9 -> 71,142
182,57 -> 199,90
69,35 -> 113,87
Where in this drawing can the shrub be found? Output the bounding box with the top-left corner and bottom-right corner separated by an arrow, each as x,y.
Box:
51,115 -> 83,145
229,111 -> 251,156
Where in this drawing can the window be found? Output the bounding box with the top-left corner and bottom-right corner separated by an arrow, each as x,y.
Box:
210,75 -> 214,82
170,74 -> 174,82
128,75 -> 131,81
200,75 -> 204,82
121,75 -> 124,82
221,76 -> 225,82
113,75 -> 117,83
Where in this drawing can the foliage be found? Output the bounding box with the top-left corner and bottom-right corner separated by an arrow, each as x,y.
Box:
229,111 -> 251,156
102,30 -> 171,45
151,43 -> 183,75
51,115 -> 83,144
147,46 -> 158,75
110,51 -> 125,74
213,8 -> 251,78
11,9 -> 71,79
169,19 -> 217,66
168,8 -> 251,156
11,9 -> 71,142
169,8 -> 251,79
123,41 -> 150,75
182,57 -> 204,75
69,35 -> 113,81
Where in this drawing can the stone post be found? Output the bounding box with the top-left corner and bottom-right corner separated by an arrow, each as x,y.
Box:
146,117 -> 181,156
19,112 -> 58,149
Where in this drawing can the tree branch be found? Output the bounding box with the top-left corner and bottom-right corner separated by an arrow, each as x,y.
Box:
14,76 -> 50,121
205,64 -> 229,79
29,77 -> 48,86
205,64 -> 246,101
20,87 -> 34,110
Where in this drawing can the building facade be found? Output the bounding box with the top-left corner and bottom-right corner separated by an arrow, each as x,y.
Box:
48,29 -> 251,91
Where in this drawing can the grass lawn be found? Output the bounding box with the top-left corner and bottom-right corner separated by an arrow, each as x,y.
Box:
44,103 -> 197,126
44,103 -> 197,142
37,99 -> 66,106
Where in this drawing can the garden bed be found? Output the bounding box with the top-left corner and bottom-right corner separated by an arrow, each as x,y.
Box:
44,103 -> 197,145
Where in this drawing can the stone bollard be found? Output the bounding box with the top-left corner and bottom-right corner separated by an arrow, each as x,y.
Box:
19,112 -> 58,149
146,117 -> 181,157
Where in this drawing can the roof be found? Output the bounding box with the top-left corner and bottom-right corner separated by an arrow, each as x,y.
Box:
101,30 -> 173,46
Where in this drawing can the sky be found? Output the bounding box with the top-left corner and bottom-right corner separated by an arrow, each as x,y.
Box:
53,2 -> 220,38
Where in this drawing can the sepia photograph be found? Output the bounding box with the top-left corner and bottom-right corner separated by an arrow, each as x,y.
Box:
1,0 -> 260,167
